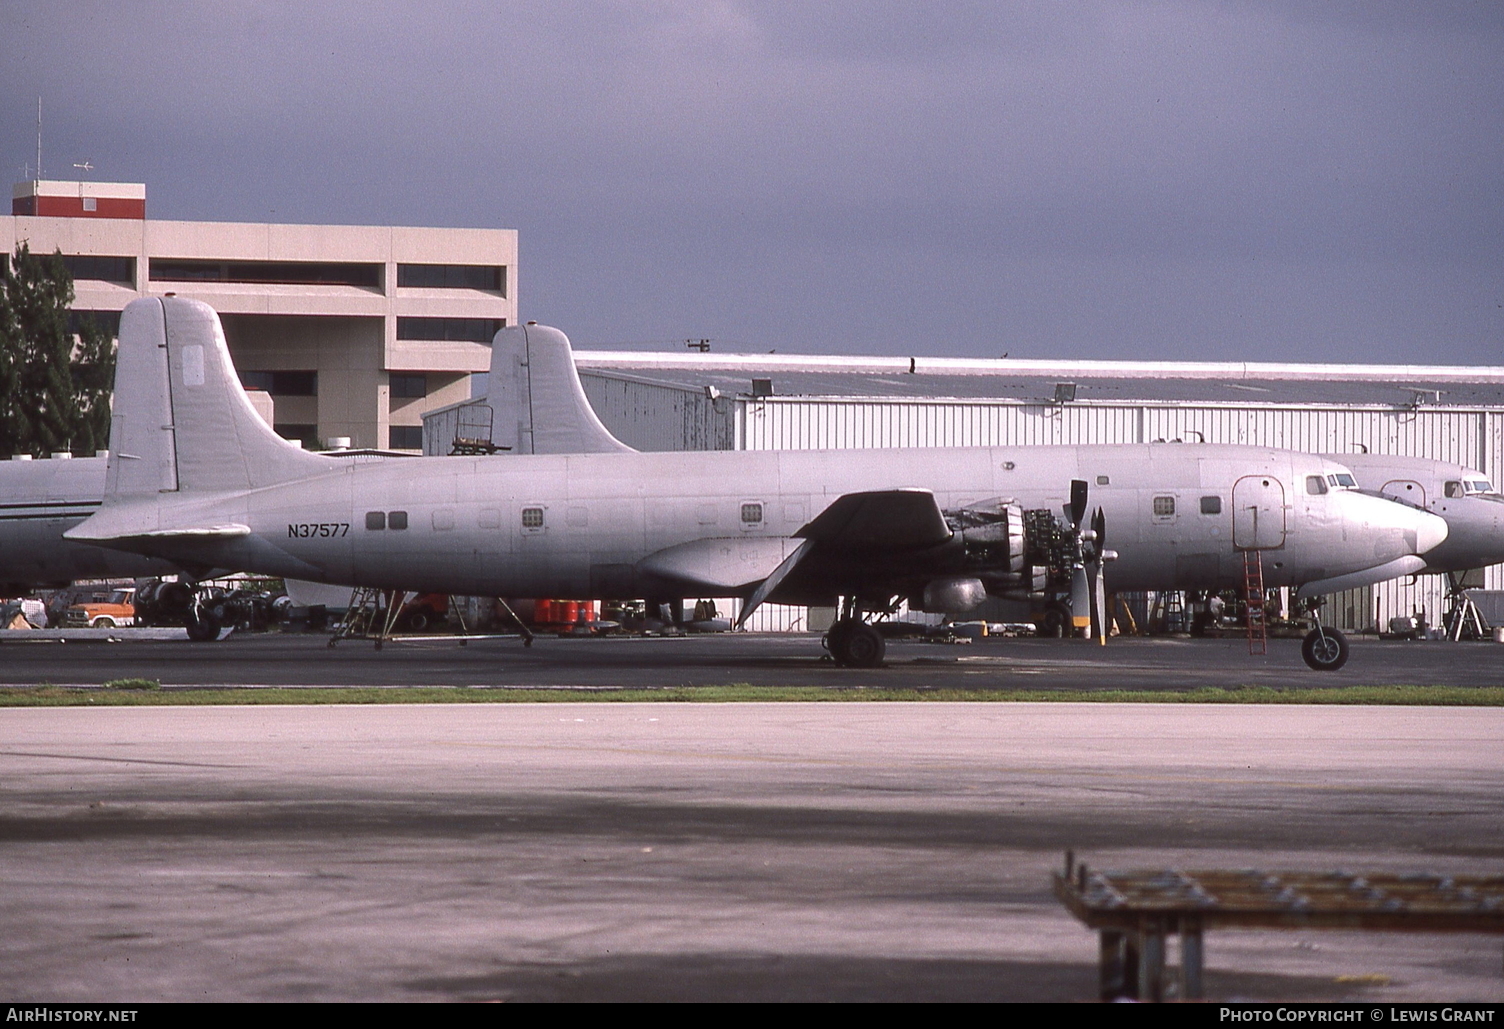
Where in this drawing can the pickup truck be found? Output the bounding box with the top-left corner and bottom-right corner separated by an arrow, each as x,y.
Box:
62,589 -> 136,628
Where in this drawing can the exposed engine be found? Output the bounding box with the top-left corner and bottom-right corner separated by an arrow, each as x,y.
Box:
906,500 -> 1077,611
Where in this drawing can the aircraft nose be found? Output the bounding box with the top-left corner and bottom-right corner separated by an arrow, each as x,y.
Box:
1411,508 -> 1450,556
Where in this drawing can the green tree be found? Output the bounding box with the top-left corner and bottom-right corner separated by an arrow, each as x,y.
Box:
0,243 -> 115,458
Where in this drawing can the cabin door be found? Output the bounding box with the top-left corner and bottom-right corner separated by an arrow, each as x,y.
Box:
1232,475 -> 1286,550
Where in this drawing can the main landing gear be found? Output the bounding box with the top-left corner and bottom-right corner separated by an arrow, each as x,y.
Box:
1300,599 -> 1349,672
824,598 -> 886,668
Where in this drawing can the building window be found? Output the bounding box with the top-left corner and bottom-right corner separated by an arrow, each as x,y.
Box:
1152,496 -> 1176,516
388,511 -> 408,530
1200,496 -> 1222,515
397,264 -> 505,294
365,511 -> 386,530
396,317 -> 505,343
241,370 -> 317,396
521,507 -> 545,529
389,426 -> 423,450
150,259 -> 381,287
82,197 -> 97,212
67,310 -> 123,338
390,373 -> 427,399
60,255 -> 134,283
275,424 -> 318,450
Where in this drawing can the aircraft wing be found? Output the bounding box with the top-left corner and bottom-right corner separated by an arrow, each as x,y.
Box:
735,489 -> 954,628
796,488 -> 952,550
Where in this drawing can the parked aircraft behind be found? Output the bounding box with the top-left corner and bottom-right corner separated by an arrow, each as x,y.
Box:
0,454 -> 177,593
65,298 -> 1449,670
1322,453 -> 1504,575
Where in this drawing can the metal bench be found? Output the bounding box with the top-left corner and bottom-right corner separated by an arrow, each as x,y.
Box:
1052,852 -> 1504,1001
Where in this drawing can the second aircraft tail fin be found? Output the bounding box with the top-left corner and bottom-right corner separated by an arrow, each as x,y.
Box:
489,322 -> 634,455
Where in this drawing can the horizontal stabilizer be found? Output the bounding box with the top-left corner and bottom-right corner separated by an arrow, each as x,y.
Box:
798,489 -> 952,550
67,517 -> 250,542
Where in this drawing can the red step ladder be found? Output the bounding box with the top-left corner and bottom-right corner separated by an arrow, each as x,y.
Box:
1242,550 -> 1267,655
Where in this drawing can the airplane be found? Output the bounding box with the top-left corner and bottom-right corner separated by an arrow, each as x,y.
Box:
62,297 -> 1450,672
1321,454 -> 1503,576
1320,452 -> 1503,637
0,453 -> 178,593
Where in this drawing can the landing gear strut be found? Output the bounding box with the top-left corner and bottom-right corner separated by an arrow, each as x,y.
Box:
824,597 -> 885,668
1300,599 -> 1349,671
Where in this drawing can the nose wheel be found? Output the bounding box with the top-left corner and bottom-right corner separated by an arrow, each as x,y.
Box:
1301,626 -> 1349,671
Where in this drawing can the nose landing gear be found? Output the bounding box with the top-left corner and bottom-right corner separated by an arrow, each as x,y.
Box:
1300,599 -> 1349,671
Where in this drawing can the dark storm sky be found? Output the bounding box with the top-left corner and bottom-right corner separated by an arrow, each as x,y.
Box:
3,1 -> 1500,362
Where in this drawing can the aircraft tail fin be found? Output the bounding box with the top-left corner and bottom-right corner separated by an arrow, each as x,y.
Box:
107,296 -> 333,496
489,322 -> 634,454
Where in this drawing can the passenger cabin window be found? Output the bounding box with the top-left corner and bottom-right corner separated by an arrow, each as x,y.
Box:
1200,496 -> 1221,515
741,503 -> 763,525
1445,481 -> 1464,498
1306,476 -> 1328,495
1096,475 -> 1110,485
521,506 -> 545,529
1152,496 -> 1175,517
365,511 -> 386,530
388,511 -> 408,530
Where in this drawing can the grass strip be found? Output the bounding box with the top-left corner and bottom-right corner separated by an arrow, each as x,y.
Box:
0,684 -> 1500,706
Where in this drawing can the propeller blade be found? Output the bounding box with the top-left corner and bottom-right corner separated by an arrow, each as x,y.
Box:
1069,480 -> 1089,528
1093,560 -> 1109,645
1070,564 -> 1092,636
1091,507 -> 1106,556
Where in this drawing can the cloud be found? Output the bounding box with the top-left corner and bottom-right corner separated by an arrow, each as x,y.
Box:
2,1 -> 1499,361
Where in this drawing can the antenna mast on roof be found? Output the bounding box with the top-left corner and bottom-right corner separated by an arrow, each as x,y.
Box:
36,97 -> 43,180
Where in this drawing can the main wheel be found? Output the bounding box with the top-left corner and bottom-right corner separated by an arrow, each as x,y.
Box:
404,610 -> 432,633
1037,604 -> 1068,638
186,609 -> 220,642
829,621 -> 884,668
842,623 -> 885,668
1301,627 -> 1349,671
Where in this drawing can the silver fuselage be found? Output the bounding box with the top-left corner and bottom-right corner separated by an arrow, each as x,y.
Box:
1327,453 -> 1504,574
0,456 -> 175,591
79,443 -> 1442,601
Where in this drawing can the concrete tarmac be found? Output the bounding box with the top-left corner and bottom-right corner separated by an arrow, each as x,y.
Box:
1,630 -> 1502,690
1,703 -> 1501,1002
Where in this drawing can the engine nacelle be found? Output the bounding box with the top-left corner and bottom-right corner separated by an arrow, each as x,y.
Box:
915,576 -> 988,613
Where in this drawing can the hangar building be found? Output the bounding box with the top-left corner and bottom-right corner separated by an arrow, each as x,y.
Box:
429,347 -> 1504,633
7,178 -> 516,451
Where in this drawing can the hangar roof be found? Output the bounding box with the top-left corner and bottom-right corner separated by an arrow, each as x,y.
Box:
572,352 -> 1504,408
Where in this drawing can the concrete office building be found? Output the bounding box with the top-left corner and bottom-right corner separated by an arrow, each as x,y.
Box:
7,179 -> 516,450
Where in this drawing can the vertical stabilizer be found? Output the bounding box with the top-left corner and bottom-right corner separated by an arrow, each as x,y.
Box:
106,299 -> 178,496
488,323 -> 634,454
107,296 -> 332,496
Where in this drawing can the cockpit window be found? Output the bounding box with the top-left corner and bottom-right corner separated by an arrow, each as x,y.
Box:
1468,480 -> 1494,494
1333,473 -> 1356,488
1445,481 -> 1464,498
1305,475 -> 1328,495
